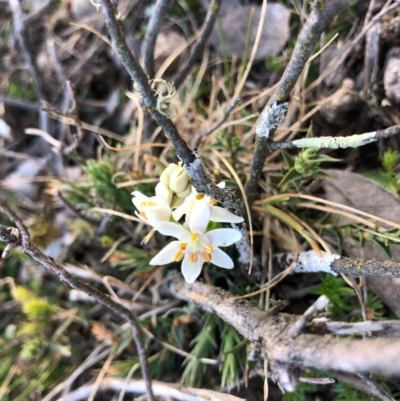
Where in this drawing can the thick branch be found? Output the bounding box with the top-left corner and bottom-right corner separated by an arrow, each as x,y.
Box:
0,201 -> 154,401
244,0 -> 351,201
171,280 -> 400,391
273,250 -> 400,278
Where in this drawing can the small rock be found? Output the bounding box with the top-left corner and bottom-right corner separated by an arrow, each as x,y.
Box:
319,78 -> 362,126
203,0 -> 290,60
384,48 -> 400,103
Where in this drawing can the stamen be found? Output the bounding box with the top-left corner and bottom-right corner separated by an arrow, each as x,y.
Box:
201,251 -> 211,262
209,198 -> 218,205
189,252 -> 198,263
179,242 -> 188,250
195,194 -> 205,200
140,211 -> 148,220
204,243 -> 213,253
140,201 -> 154,207
173,250 -> 184,262
191,232 -> 200,241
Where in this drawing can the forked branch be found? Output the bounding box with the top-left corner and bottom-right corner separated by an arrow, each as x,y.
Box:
171,280 -> 400,392
244,0 -> 352,201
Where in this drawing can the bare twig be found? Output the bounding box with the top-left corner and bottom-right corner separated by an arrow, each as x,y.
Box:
193,97 -> 241,149
287,295 -> 329,337
310,319 -> 400,337
9,0 -> 49,132
143,0 -> 175,78
56,377 -> 245,401
173,0 -> 222,88
171,279 -> 400,391
335,373 -> 394,401
0,96 -> 40,110
0,201 -> 155,401
326,1 -> 400,87
244,0 -> 351,201
23,0 -> 60,26
41,82 -> 84,155
57,191 -> 98,226
273,250 -> 400,278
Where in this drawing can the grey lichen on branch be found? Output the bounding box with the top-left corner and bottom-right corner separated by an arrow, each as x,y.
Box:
100,0 -> 250,264
272,250 -> 400,278
99,0 -> 239,209
270,125 -> 400,150
244,0 -> 352,201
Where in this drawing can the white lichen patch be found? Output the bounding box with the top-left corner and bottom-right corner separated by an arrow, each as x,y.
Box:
184,157 -> 203,181
292,131 -> 378,149
292,251 -> 340,276
256,101 -> 288,138
232,224 -> 251,265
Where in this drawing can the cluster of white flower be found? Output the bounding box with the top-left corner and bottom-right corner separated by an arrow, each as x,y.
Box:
132,163 -> 244,283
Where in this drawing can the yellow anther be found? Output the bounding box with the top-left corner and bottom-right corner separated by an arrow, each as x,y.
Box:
140,201 -> 154,207
201,251 -> 212,262
189,252 -> 198,263
191,232 -> 200,241
209,198 -> 218,205
140,211 -> 148,220
204,243 -> 213,253
173,249 -> 185,262
179,242 -> 188,250
195,194 -> 205,200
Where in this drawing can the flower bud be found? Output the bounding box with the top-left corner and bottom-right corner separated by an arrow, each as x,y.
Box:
160,164 -> 179,189
171,198 -> 184,208
170,167 -> 191,196
155,182 -> 173,205
176,185 -> 192,199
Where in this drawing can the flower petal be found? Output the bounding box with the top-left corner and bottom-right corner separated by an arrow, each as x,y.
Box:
150,241 -> 180,265
181,253 -> 204,283
155,183 -> 172,205
205,228 -> 242,247
210,248 -> 234,269
156,221 -> 190,241
172,197 -> 191,221
210,206 -> 244,223
189,201 -> 210,234
143,204 -> 171,227
132,191 -> 149,210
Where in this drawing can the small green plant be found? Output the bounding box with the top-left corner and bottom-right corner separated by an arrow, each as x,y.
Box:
219,322 -> 246,388
182,312 -> 218,386
278,146 -> 340,191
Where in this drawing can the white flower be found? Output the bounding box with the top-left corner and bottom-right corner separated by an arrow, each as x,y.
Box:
172,182 -> 244,224
132,187 -> 171,228
150,202 -> 242,283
